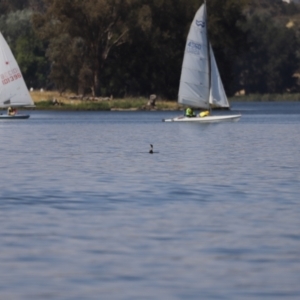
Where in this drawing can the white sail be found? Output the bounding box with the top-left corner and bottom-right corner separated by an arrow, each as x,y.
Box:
0,32 -> 34,108
163,2 -> 241,122
178,3 -> 230,110
178,3 -> 209,109
209,44 -> 230,108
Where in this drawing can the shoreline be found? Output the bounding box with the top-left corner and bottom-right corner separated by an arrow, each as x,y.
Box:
3,91 -> 298,112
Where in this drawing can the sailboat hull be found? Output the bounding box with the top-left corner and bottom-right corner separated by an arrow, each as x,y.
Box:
163,114 -> 241,123
0,114 -> 30,119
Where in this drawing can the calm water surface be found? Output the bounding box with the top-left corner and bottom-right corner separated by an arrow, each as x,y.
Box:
0,102 -> 300,299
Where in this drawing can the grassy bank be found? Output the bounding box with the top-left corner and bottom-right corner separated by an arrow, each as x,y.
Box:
25,91 -> 300,111
30,91 -> 181,111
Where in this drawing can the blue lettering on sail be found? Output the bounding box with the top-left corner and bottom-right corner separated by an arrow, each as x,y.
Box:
186,40 -> 201,55
196,20 -> 205,28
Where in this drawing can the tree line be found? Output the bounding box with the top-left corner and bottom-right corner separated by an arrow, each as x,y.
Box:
0,0 -> 299,99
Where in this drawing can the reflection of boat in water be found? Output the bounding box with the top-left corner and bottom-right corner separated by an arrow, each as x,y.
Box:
0,32 -> 34,119
163,1 -> 241,123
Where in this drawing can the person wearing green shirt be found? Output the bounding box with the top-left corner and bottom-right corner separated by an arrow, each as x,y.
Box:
185,107 -> 195,117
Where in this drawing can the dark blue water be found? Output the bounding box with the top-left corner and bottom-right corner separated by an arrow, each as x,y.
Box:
0,102 -> 300,299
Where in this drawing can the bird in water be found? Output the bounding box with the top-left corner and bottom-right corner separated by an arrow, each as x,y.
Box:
149,144 -> 153,154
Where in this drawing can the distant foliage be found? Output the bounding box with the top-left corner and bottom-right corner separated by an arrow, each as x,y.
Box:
234,2 -> 300,94
33,0 -> 143,97
0,0 -> 299,97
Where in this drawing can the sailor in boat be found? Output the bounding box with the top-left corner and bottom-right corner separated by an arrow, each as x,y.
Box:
185,107 -> 196,117
7,106 -> 16,116
199,110 -> 210,118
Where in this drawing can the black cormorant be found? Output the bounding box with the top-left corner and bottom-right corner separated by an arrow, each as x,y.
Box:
149,144 -> 153,154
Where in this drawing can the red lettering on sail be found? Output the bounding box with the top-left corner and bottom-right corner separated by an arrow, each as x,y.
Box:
1,68 -> 22,85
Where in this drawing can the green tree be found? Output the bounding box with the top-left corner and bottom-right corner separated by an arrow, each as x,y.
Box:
0,0 -> 44,12
107,0 -> 250,98
45,34 -> 86,94
33,0 -> 146,96
235,15 -> 299,94
104,0 -> 195,98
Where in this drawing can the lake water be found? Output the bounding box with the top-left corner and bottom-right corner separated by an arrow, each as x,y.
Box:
0,102 -> 300,300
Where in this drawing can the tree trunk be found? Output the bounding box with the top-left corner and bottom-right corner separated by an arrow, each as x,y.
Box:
93,70 -> 101,97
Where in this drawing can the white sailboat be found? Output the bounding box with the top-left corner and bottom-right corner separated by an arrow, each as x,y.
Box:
0,32 -> 34,119
163,1 -> 241,123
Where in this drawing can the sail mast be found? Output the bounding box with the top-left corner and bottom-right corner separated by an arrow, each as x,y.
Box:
204,0 -> 212,113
